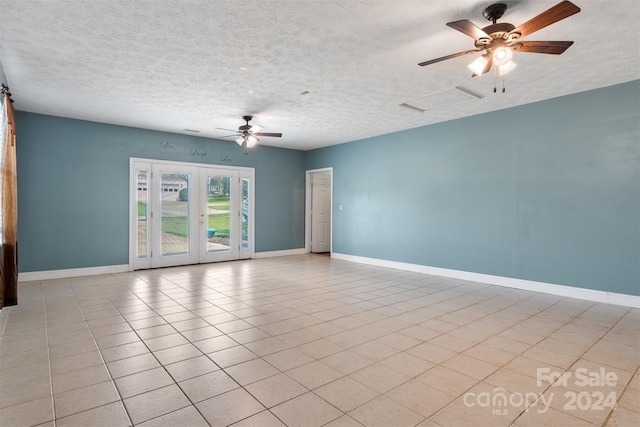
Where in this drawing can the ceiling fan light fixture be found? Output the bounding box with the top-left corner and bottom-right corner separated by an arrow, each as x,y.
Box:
493,46 -> 513,65
246,135 -> 259,147
498,60 -> 517,75
217,115 -> 282,148
468,56 -> 489,75
418,1 -> 580,78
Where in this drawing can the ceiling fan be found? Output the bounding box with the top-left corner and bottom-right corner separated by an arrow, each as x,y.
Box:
418,1 -> 580,77
216,115 -> 282,148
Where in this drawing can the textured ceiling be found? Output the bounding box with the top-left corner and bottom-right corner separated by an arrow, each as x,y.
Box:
0,0 -> 638,150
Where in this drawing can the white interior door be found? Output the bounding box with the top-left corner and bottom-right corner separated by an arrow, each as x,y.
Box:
131,159 -> 254,270
311,171 -> 332,253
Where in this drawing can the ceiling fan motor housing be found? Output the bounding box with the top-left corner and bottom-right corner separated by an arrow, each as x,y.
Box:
475,22 -> 517,48
239,115 -> 253,132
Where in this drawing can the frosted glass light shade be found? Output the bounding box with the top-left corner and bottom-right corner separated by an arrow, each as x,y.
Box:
246,135 -> 259,147
493,47 -> 513,66
468,56 -> 488,75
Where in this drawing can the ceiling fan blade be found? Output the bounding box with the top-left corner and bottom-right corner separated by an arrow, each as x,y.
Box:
255,132 -> 282,138
471,55 -> 493,77
418,49 -> 482,66
446,20 -> 490,41
217,134 -> 240,139
510,1 -> 580,39
215,127 -> 239,133
513,40 -> 574,54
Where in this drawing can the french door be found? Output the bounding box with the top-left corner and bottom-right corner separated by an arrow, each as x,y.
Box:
130,159 -> 254,270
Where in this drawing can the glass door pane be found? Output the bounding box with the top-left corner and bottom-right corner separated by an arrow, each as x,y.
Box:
132,161 -> 152,270
161,173 -> 191,255
205,174 -> 232,253
136,169 -> 149,259
151,165 -> 199,268
200,168 -> 249,263
241,177 -> 250,251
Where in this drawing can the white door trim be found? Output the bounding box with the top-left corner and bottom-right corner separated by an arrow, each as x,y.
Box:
305,167 -> 333,253
130,157 -> 254,173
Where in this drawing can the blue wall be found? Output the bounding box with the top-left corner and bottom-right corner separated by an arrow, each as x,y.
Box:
307,81 -> 640,296
16,113 -> 305,272
16,81 -> 640,296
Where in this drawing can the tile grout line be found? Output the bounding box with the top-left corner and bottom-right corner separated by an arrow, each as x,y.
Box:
418,293 -> 602,425
0,303 -> 10,337
129,259 -> 582,426
106,274 -> 237,426
602,363 -> 640,425
68,278 -> 135,426
16,256 -> 637,427
158,262 -> 499,425
508,303 -> 630,426
40,281 -> 58,427
125,269 -> 345,426
132,272 -> 301,426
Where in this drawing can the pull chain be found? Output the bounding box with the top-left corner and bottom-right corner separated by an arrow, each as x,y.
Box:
492,73 -> 506,94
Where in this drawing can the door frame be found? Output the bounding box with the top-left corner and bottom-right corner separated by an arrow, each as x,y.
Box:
129,157 -> 255,270
305,167 -> 333,254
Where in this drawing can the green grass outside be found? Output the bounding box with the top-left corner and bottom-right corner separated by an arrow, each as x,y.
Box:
162,214 -> 230,238
138,195 -> 228,217
208,194 -> 229,207
141,195 -> 243,239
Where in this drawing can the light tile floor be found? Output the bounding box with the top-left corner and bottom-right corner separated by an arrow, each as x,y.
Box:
1,255 -> 638,427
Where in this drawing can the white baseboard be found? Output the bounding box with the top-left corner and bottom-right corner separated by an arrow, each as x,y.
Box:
253,248 -> 305,259
331,253 -> 640,309
17,254 -> 638,309
18,250 -> 308,281
18,264 -> 130,282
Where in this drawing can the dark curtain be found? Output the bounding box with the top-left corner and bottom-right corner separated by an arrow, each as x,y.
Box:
1,87 -> 17,309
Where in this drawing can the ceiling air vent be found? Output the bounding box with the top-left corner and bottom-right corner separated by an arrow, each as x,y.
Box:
400,86 -> 482,113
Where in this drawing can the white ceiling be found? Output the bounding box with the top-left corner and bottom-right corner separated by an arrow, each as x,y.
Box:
1,0 -> 638,151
